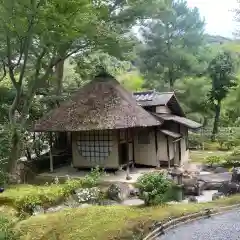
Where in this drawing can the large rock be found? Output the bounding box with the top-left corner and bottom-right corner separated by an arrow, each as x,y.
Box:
204,181 -> 223,190
218,182 -> 240,195
183,178 -> 205,196
212,192 -> 224,201
231,167 -> 240,183
107,183 -> 131,202
32,205 -> 45,215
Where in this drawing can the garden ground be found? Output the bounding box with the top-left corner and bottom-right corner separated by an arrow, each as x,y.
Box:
0,149 -> 238,240
0,195 -> 239,240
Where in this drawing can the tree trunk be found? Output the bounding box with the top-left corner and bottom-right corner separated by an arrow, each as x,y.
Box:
168,68 -> 174,89
55,59 -> 64,97
7,127 -> 22,182
211,100 -> 221,141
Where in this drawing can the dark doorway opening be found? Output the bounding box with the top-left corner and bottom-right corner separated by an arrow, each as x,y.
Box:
119,142 -> 129,165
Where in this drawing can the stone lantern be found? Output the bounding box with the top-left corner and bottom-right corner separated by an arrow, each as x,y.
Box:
169,164 -> 184,201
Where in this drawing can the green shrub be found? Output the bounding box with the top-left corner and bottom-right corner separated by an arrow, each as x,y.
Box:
0,216 -> 17,240
0,167 -> 104,213
206,155 -> 224,166
136,172 -> 175,206
81,166 -> 104,187
188,133 -> 202,149
222,147 -> 240,167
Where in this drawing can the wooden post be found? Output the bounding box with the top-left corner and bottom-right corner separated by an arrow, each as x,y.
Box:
166,136 -> 170,169
155,127 -> 160,169
131,128 -> 135,171
49,132 -> 54,173
126,129 -> 132,180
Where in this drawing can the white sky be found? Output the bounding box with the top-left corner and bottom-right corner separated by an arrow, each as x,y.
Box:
187,0 -> 238,38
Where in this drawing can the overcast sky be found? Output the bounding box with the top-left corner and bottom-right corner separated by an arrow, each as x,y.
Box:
187,0 -> 238,38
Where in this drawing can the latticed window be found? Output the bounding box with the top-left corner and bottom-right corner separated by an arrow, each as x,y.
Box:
76,130 -> 113,163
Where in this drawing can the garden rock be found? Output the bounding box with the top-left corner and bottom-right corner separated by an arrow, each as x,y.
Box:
32,205 -> 45,215
231,167 -> 240,183
107,183 -> 131,202
214,167 -> 229,174
204,181 -> 223,190
128,184 -> 139,197
46,205 -> 66,213
218,182 -> 240,195
98,199 -> 120,206
212,192 -> 224,201
201,164 -> 211,171
64,196 -> 80,208
183,178 -> 204,196
188,196 -> 198,203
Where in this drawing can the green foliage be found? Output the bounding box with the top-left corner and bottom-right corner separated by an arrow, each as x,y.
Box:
208,51 -> 237,138
81,166 -> 104,188
175,77 -> 213,123
188,133 -> 203,149
136,172 -> 174,206
117,70 -> 144,91
222,147 -> 240,168
206,155 -> 224,166
139,0 -> 205,88
0,167 -> 103,213
0,216 -> 17,240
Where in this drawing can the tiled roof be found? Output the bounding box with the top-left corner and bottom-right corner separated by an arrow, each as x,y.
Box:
133,91 -> 174,106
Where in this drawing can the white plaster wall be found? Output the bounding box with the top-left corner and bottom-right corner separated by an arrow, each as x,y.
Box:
157,131 -> 168,161
72,130 -> 119,169
134,128 -> 157,166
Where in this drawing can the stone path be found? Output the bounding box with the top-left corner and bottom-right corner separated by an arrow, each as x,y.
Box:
159,209 -> 240,240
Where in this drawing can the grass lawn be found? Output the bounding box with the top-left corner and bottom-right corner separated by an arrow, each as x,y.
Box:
14,195 -> 240,240
189,150 -> 229,164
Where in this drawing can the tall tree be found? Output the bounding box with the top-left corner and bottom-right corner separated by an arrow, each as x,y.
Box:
0,0 -> 136,177
174,76 -> 213,125
208,51 -> 236,140
138,0 -> 205,89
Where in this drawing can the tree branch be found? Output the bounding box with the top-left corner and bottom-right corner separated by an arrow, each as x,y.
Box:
6,34 -> 19,90
0,61 -> 7,82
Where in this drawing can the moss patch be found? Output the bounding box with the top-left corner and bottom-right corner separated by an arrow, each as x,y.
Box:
0,180 -> 83,212
15,195 -> 240,240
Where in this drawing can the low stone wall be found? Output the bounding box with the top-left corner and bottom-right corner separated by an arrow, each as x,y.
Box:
144,204 -> 240,240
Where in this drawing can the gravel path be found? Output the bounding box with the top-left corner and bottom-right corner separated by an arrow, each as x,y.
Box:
159,209 -> 240,240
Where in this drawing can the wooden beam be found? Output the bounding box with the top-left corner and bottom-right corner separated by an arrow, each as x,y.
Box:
126,129 -> 132,180
166,136 -> 170,169
131,128 -> 135,168
154,127 -> 160,168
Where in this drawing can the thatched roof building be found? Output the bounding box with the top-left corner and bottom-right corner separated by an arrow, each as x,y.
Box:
33,73 -> 161,132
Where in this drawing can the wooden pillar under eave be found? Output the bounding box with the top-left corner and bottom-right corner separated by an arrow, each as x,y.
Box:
49,132 -> 54,173
166,136 -> 170,169
126,129 -> 132,181
155,127 -> 160,169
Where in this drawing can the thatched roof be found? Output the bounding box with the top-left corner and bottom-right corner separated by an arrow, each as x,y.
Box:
33,74 -> 162,132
